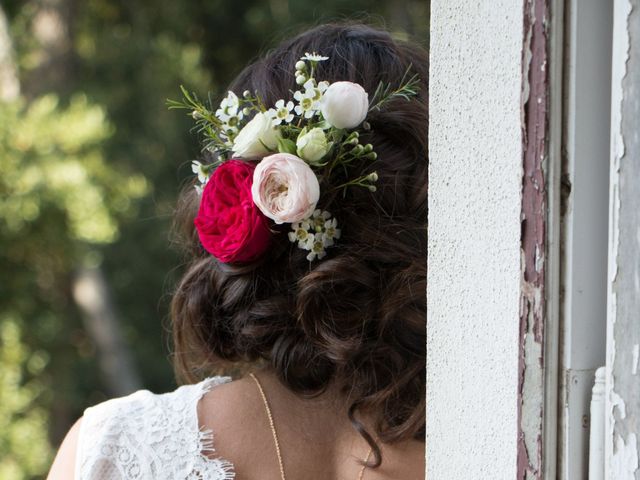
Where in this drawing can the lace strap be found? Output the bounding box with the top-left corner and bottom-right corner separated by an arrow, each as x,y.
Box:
75,375 -> 235,480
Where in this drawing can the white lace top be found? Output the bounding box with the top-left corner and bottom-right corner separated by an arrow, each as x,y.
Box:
75,375 -> 236,480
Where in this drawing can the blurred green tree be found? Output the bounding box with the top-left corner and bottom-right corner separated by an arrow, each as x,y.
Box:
0,91 -> 148,478
0,1 -> 428,477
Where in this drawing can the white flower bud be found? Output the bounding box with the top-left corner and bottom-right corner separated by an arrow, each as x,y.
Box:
296,75 -> 307,85
243,90 -> 251,98
295,60 -> 307,71
368,172 -> 379,182
368,185 -> 377,192
320,81 -> 369,129
296,127 -> 330,165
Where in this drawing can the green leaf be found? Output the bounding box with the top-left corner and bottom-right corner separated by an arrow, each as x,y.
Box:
277,137 -> 297,155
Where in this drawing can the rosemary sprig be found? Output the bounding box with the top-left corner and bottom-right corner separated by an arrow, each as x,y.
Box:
368,65 -> 420,113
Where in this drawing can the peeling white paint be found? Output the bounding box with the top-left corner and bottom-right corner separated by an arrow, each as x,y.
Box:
606,0 -> 639,477
611,389 -> 627,420
612,433 -> 639,479
522,313 -> 543,472
535,243 -> 544,272
633,344 -> 639,375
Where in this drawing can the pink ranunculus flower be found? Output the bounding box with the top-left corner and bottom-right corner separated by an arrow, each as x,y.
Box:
251,153 -> 320,224
194,159 -> 271,263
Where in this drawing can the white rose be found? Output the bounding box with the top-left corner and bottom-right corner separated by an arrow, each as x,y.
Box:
232,112 -> 280,159
320,81 -> 369,129
296,127 -> 330,164
251,153 -> 320,224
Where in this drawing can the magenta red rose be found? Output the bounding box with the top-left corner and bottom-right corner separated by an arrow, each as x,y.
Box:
194,159 -> 271,263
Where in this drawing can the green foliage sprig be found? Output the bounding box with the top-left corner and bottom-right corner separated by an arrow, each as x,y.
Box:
368,65 -> 421,113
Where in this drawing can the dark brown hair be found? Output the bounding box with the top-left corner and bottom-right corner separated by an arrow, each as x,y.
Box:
171,22 -> 428,468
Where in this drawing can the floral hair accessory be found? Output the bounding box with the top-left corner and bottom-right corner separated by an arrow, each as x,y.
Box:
169,53 -> 420,263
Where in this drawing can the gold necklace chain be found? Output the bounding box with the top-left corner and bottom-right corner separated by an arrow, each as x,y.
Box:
249,372 -> 373,480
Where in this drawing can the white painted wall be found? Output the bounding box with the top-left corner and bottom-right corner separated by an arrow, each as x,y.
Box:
426,1 -> 523,478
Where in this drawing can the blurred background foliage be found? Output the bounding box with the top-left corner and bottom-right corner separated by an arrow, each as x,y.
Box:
0,0 -> 428,477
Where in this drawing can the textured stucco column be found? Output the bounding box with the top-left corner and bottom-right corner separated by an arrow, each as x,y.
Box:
606,0 -> 640,477
427,1 -> 525,477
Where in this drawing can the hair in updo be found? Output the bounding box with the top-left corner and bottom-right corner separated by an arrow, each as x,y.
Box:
171,22 -> 427,467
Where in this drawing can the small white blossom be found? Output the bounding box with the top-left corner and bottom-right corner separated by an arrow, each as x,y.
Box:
308,80 -> 329,106
221,114 -> 243,137
302,52 -> 329,62
191,160 -> 209,184
288,210 -> 338,261
323,218 -> 341,246
293,80 -> 329,119
288,220 -> 312,247
268,99 -> 295,126
310,208 -> 331,233
215,91 -> 241,122
215,91 -> 244,145
312,209 -> 328,226
293,89 -> 317,118
306,239 -> 327,261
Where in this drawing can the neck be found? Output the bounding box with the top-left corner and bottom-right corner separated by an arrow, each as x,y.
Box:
252,367 -> 378,439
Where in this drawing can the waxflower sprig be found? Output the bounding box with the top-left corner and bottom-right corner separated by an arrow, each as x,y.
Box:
169,52 -> 420,263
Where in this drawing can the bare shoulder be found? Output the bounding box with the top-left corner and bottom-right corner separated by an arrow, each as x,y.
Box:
197,375 -> 275,475
46,416 -> 83,480
197,374 -> 426,479
198,375 -> 266,442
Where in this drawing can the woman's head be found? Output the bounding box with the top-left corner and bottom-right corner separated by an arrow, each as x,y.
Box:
171,22 -> 428,466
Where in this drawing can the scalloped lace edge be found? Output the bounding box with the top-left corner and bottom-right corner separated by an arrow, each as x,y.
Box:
196,376 -> 237,480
